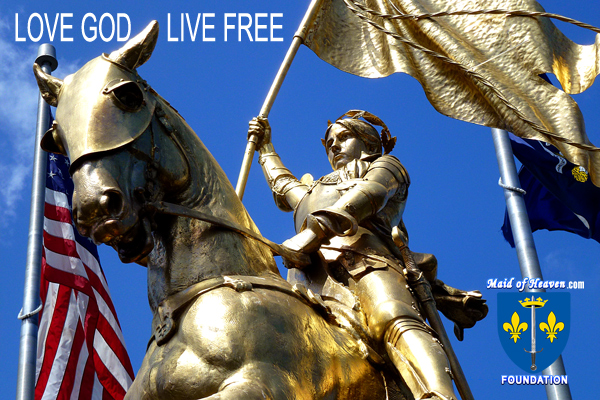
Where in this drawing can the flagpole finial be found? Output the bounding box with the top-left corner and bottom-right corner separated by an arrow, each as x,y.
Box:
35,44 -> 58,72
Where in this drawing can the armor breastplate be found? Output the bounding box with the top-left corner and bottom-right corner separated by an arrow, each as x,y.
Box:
294,173 -> 345,233
294,172 -> 406,235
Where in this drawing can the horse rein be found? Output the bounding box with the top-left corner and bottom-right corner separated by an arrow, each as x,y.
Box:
148,200 -> 310,266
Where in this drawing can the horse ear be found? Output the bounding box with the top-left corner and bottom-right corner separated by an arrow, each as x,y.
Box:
41,121 -> 67,156
33,63 -> 63,107
109,20 -> 159,70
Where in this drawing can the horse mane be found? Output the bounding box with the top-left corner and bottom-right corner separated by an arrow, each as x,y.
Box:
146,87 -> 280,278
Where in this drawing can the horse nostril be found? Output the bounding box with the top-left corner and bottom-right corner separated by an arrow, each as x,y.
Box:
100,190 -> 124,218
72,205 -> 90,236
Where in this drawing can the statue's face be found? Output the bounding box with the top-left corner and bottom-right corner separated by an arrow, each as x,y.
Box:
326,123 -> 368,170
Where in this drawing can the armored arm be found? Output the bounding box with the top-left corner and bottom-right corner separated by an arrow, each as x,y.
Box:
284,155 -> 409,254
250,118 -> 308,211
327,156 -> 409,225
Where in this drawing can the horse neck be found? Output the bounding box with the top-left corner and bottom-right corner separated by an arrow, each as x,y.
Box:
146,101 -> 280,309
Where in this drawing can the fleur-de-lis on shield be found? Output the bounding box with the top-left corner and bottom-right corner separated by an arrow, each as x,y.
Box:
539,311 -> 564,343
503,312 -> 528,342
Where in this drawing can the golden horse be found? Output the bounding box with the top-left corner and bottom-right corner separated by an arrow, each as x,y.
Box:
34,21 -> 413,400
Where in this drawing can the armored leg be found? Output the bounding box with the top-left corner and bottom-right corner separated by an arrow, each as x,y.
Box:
384,318 -> 455,400
355,269 -> 456,400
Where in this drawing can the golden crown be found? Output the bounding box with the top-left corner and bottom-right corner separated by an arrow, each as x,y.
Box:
519,296 -> 548,308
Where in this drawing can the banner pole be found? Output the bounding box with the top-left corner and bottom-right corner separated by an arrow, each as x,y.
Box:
491,128 -> 572,400
16,44 -> 57,400
235,0 -> 326,199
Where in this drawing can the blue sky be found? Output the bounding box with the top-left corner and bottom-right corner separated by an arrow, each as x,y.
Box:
1,0 -> 598,399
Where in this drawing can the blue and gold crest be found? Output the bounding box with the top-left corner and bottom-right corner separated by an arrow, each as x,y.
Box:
498,293 -> 570,372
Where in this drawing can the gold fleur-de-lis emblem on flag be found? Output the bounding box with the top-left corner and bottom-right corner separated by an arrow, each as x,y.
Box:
503,312 -> 528,342
572,166 -> 588,182
539,312 -> 565,343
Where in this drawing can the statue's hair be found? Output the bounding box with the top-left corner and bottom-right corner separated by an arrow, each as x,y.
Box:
322,110 -> 396,155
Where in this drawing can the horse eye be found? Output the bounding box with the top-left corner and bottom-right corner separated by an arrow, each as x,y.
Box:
108,81 -> 144,112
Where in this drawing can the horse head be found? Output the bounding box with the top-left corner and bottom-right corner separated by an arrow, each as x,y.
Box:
34,21 -> 278,290
33,22 -> 192,265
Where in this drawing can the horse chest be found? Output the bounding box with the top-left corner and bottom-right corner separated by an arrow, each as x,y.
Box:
130,286 -> 387,400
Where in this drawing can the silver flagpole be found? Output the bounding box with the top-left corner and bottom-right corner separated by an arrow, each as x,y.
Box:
491,128 -> 572,400
16,44 -> 57,400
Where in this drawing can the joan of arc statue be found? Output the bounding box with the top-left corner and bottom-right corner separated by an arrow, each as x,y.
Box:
250,110 -> 458,400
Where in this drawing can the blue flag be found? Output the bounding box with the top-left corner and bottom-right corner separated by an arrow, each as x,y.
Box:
501,133 -> 600,246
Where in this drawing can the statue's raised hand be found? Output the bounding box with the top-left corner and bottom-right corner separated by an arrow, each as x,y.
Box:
248,116 -> 272,152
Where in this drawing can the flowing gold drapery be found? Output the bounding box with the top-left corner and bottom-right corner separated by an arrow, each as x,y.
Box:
305,0 -> 600,186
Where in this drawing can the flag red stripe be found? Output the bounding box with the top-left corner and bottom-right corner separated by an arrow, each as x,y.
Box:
77,354 -> 96,400
35,284 -> 72,399
92,350 -> 127,400
43,264 -> 93,298
83,266 -> 120,326
43,232 -> 119,320
96,316 -> 135,378
45,202 -> 72,224
102,388 -> 115,400
38,254 -> 49,325
43,230 -> 79,260
42,256 -> 119,330
57,320 -> 86,399
43,253 -> 119,327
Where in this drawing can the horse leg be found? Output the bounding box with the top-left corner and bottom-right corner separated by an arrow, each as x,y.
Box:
123,340 -> 158,400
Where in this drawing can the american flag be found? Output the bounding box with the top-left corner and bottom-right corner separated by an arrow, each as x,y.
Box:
35,147 -> 134,400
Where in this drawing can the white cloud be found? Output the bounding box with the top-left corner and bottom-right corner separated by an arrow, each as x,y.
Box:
543,250 -> 574,278
0,19 -> 79,227
0,163 -> 30,217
